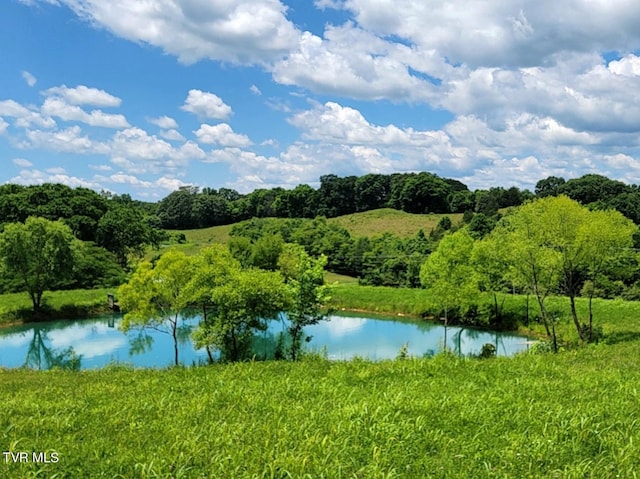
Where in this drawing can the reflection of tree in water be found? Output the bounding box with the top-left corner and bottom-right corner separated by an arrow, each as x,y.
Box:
24,328 -> 81,370
128,323 -> 194,358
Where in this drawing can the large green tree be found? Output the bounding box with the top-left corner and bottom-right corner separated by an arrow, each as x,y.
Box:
278,245 -> 332,360
118,250 -> 194,366
96,203 -> 152,267
0,217 -> 75,312
489,196 -> 637,345
191,268 -> 290,362
420,229 -> 481,341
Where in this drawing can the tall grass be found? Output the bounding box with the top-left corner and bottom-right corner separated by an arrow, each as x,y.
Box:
2,342 -> 640,477
330,283 -> 640,341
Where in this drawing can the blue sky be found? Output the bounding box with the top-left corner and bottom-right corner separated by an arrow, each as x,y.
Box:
3,1 -> 640,199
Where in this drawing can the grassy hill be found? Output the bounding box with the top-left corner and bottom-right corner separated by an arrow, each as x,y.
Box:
158,209 -> 461,258
328,208 -> 463,238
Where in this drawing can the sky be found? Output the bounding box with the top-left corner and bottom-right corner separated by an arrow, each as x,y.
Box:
3,1 -> 640,200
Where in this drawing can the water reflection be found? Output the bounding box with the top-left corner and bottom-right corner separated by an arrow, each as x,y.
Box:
23,328 -> 81,370
0,313 -> 531,370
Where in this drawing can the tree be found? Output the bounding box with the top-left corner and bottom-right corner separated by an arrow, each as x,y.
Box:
489,200 -> 563,350
278,245 -> 332,360
191,268 -> 290,361
420,229 -> 481,346
0,217 -> 75,312
96,204 -> 152,267
487,196 -> 636,345
183,245 -> 240,363
577,208 -> 637,339
535,176 -> 565,198
157,186 -> 199,229
118,250 -> 194,366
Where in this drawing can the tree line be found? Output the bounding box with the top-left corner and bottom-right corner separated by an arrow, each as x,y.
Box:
154,172 -> 532,229
0,184 -> 167,299
421,196 -> 639,351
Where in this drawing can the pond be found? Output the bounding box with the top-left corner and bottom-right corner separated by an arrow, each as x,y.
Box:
0,313 -> 533,370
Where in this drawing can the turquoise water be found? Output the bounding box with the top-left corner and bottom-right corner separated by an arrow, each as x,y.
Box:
0,313 -> 532,369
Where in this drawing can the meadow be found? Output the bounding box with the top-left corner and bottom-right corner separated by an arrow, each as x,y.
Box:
2,337 -> 640,478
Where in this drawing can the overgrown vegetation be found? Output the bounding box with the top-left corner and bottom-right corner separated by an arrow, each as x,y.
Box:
3,339 -> 640,477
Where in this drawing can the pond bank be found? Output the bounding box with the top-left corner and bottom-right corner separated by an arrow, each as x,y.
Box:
0,288 -> 115,328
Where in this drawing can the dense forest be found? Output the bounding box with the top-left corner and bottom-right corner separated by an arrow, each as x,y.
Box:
1,171 -> 640,307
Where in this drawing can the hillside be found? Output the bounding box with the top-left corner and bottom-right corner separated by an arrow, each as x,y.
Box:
327,208 -> 463,238
162,209 -> 460,256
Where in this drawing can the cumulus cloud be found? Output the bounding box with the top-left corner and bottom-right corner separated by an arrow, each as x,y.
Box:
181,90 -> 232,119
329,0 -> 640,69
43,85 -> 122,107
194,123 -> 252,147
148,115 -> 179,129
0,100 -> 55,129
9,168 -> 103,189
12,158 -> 33,168
25,126 -> 102,154
22,71 -> 37,87
159,129 -> 186,142
32,0 -> 300,65
0,117 -> 8,134
273,24 -> 440,102
41,97 -> 129,128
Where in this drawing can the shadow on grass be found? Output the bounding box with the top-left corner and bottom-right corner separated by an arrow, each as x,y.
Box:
603,331 -> 640,345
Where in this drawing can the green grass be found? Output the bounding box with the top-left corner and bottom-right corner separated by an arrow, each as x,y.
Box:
329,283 -> 640,341
328,208 -> 463,238
160,209 -> 464,259
3,342 -> 640,478
3,284 -> 640,476
0,288 -> 114,325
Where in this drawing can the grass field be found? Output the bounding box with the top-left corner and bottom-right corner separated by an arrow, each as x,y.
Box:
328,208 -> 463,238
2,338 -> 640,477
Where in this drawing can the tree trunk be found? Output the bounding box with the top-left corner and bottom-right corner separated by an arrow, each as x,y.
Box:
569,293 -> 585,341
172,318 -> 179,366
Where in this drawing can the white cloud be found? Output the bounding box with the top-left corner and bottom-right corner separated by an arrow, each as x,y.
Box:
148,115 -> 178,129
0,117 -> 8,134
290,101 -> 446,147
43,85 -> 122,107
156,176 -> 190,191
194,123 -> 252,147
89,164 -> 112,172
41,97 -> 129,128
250,85 -> 262,95
22,71 -> 37,87
0,100 -> 55,128
9,168 -> 103,189
332,0 -> 640,69
159,129 -> 186,142
12,158 -> 33,167
273,25 -> 439,102
181,90 -> 232,119
107,127 -> 206,176
25,126 -> 102,154
37,0 -> 300,65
